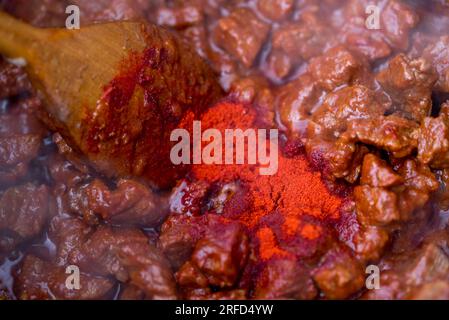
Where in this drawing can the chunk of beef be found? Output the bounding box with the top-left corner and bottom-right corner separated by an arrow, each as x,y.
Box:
253,258 -> 317,300
396,188 -> 432,222
309,46 -> 362,91
67,179 -> 169,227
364,243 -> 449,299
397,160 -> 439,194
278,74 -> 323,139
70,226 -> 177,299
176,261 -> 209,289
418,104 -> 449,168
0,184 -> 50,252
341,115 -> 419,158
341,17 -> 392,61
0,134 -> 41,167
158,215 -> 206,270
71,0 -> 149,23
14,255 -> 115,300
47,154 -> 87,189
395,160 -> 438,219
0,57 -> 30,99
360,154 -> 403,187
48,215 -> 177,299
355,157 -> 437,251
377,54 -> 437,122
1,0 -> 68,27
257,0 -> 294,21
312,247 -> 364,299
265,49 -> 292,80
114,231 -> 177,300
0,96 -> 45,185
311,85 -> 386,135
321,140 -> 368,183
352,225 -> 389,262
190,219 -> 249,288
342,0 -> 418,60
354,185 -> 400,227
156,4 -> 204,28
213,8 -> 270,67
0,99 -> 45,137
272,12 -> 332,63
48,215 -> 93,266
380,0 -> 419,50
423,36 -> 449,92
163,214 -> 249,297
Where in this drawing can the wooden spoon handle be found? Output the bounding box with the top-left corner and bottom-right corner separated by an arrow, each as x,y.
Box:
0,11 -> 44,60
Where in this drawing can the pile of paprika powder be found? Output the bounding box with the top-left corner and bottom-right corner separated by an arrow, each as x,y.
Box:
182,101 -> 347,262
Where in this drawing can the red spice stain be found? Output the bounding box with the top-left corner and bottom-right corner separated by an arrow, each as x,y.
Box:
283,216 -> 300,237
300,224 -> 322,240
85,48 -> 158,154
256,227 -> 290,261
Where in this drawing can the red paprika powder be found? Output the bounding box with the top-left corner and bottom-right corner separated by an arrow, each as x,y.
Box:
185,101 -> 345,261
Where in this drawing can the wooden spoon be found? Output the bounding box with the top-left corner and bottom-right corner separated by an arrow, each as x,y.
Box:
0,11 -> 221,189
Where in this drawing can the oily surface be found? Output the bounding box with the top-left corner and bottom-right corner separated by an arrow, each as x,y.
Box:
1,0 -> 449,300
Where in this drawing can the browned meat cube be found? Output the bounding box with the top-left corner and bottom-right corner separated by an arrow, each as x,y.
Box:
14,255 -> 115,300
342,115 -> 419,158
0,57 -> 31,98
397,159 -> 439,193
213,8 -> 270,67
309,46 -> 362,91
363,243 -> 449,300
67,178 -> 169,227
418,106 -> 449,168
48,215 -> 177,299
380,0 -> 419,50
191,219 -> 249,288
0,184 -> 50,252
257,0 -> 294,21
176,261 -> 209,289
156,4 -> 204,28
360,154 -> 403,187
278,74 -> 323,139
312,247 -> 364,300
377,54 -> 437,122
272,13 -> 332,63
352,226 -> 389,262
423,36 -> 449,92
1,0 -> 68,27
159,214 -> 206,270
253,258 -> 317,300
0,134 -> 41,166
354,185 -> 400,226
312,85 -> 386,135
71,0 -> 149,23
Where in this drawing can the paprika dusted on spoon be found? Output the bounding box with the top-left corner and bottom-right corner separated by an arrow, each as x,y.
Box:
0,11 -> 222,189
